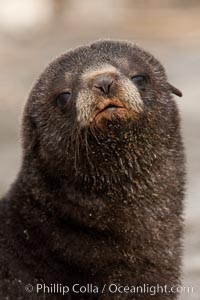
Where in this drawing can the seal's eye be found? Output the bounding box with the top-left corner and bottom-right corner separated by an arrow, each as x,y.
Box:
131,75 -> 147,90
55,93 -> 71,109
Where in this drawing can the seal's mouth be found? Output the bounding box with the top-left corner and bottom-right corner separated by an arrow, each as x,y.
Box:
91,98 -> 129,123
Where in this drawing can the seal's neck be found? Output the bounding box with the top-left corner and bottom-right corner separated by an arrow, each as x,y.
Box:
8,126 -> 164,280
9,155 -> 140,279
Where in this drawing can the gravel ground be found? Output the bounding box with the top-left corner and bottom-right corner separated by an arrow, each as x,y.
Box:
0,8 -> 199,298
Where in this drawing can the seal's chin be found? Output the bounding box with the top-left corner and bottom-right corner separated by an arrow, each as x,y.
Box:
90,98 -> 130,125
95,106 -> 129,122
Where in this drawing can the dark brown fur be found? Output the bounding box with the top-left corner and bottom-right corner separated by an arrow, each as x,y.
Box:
0,40 -> 185,299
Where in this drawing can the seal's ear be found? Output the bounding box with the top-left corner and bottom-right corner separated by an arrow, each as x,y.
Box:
22,115 -> 39,152
168,83 -> 182,97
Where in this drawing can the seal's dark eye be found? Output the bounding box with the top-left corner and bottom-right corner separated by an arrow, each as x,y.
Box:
55,93 -> 71,109
131,75 -> 147,90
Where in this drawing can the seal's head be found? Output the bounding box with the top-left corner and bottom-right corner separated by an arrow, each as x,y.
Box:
22,40 -> 182,180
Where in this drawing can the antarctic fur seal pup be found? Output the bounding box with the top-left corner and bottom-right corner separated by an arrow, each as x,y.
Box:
0,40 -> 185,299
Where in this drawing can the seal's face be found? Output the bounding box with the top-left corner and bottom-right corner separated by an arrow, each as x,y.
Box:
22,40 -> 182,176
76,64 -> 143,129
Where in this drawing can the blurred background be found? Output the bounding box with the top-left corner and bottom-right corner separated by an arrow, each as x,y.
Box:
0,0 -> 199,298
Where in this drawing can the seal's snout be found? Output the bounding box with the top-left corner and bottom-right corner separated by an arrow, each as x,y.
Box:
77,66 -> 143,127
93,73 -> 114,96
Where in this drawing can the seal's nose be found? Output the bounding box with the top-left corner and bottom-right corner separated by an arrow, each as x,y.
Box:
93,73 -> 114,95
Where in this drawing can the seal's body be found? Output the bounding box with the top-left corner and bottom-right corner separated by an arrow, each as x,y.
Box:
0,40 -> 185,299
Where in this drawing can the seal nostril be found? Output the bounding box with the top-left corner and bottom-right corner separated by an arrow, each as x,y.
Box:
93,74 -> 114,95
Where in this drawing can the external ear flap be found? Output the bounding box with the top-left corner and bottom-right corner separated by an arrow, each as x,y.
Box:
168,83 -> 182,97
22,115 -> 39,152
27,117 -> 38,152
